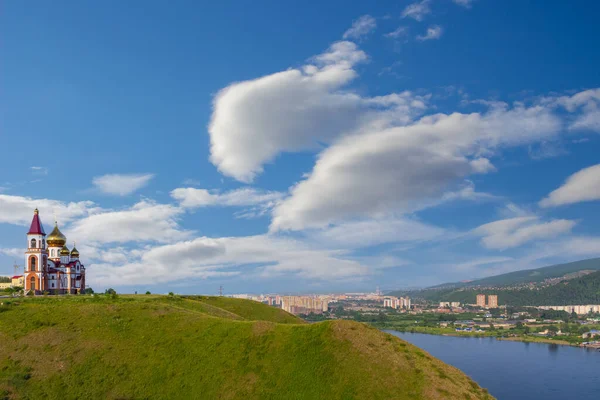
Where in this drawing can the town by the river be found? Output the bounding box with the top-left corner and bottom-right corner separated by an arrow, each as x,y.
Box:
387,331 -> 600,400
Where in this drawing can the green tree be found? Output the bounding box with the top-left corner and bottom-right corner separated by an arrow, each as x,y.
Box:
105,288 -> 117,295
145,291 -> 151,295
378,312 -> 388,323
571,311 -> 578,320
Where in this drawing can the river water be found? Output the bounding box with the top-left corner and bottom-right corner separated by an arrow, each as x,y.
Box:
386,331 -> 600,400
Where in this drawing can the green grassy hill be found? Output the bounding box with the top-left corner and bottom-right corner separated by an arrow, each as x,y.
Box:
0,295 -> 493,400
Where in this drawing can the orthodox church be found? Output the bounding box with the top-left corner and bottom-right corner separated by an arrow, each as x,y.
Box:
24,209 -> 86,294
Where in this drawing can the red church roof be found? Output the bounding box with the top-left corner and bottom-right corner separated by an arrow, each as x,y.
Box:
27,209 -> 46,235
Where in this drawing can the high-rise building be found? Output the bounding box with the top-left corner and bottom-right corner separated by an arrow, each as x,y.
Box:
487,295 -> 498,308
281,296 -> 329,315
476,294 -> 486,308
383,297 -> 411,310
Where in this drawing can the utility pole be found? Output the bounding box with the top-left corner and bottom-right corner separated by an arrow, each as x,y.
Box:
13,261 -> 20,276
218,285 -> 223,297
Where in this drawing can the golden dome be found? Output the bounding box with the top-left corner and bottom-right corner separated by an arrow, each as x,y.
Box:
70,244 -> 80,257
47,223 -> 67,247
60,245 -> 70,256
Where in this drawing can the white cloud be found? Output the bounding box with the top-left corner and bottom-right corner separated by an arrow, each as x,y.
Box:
66,200 -> 191,244
30,166 -> 48,176
557,236 -> 600,257
474,216 -> 576,250
208,41 -> 429,183
544,88 -> 600,133
170,187 -> 283,209
271,103 -> 561,231
209,41 -> 367,182
0,194 -> 96,227
92,173 -> 155,196
453,256 -> 514,271
453,0 -> 475,8
0,248 -> 24,259
527,140 -> 567,160
540,163 -> 600,207
402,0 -> 432,21
89,234 -> 371,286
182,178 -> 201,186
310,217 -> 445,248
417,25 -> 443,41
384,26 -> 408,39
343,15 -> 377,40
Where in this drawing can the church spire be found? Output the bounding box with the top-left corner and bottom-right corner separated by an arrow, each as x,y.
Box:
27,208 -> 46,235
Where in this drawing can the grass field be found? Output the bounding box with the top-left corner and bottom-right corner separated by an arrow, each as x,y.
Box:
0,295 -> 493,399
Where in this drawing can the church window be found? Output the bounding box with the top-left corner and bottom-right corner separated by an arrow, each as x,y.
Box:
30,238 -> 36,248
42,239 -> 46,249
51,283 -> 54,288
30,276 -> 36,290
29,257 -> 36,271
51,249 -> 55,257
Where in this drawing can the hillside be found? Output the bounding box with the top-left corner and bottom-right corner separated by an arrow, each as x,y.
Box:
388,258 -> 600,304
0,295 -> 493,400
419,270 -> 600,307
430,258 -> 600,290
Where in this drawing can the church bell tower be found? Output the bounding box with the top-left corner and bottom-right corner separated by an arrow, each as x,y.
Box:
24,209 -> 47,293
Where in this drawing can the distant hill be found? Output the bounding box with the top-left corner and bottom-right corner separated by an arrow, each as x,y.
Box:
417,271 -> 600,306
0,295 -> 493,399
432,258 -> 600,289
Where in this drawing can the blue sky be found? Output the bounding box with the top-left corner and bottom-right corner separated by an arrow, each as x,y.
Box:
1,0 -> 599,294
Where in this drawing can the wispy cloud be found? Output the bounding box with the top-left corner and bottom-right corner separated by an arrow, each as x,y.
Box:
343,15 -> 377,40
182,178 -> 202,186
474,217 -> 577,250
453,0 -> 475,9
30,166 -> 48,176
417,25 -> 443,41
171,187 -> 284,209
540,163 -> 600,207
92,173 -> 155,196
402,0 -> 432,21
384,26 -> 408,39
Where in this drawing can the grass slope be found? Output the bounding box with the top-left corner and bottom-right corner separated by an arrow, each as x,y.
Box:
0,295 -> 492,400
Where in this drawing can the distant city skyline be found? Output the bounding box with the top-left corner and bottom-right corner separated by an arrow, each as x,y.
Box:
1,1 -> 600,294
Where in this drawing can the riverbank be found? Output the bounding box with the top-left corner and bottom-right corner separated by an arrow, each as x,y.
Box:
497,336 -> 571,346
378,325 -> 583,347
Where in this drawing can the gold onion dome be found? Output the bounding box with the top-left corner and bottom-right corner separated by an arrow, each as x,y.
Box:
70,244 -> 79,257
47,223 -> 67,247
60,245 -> 70,256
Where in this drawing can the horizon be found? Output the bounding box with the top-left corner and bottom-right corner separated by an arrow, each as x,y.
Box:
2,0 -> 600,294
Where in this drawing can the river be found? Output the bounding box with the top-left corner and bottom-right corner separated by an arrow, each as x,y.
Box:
386,331 -> 600,400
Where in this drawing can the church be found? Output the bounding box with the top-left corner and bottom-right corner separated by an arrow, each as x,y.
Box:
24,209 -> 86,294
